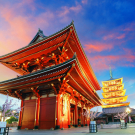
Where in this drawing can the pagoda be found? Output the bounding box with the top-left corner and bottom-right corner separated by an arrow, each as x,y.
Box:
0,22 -> 102,129
101,68 -> 130,108
93,68 -> 131,124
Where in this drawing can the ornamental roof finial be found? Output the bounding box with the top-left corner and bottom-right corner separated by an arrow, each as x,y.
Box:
71,20 -> 74,24
109,66 -> 113,79
38,28 -> 43,34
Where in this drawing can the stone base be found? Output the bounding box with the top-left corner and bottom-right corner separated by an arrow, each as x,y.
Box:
55,125 -> 60,129
81,124 -> 84,127
85,124 -> 87,126
17,126 -> 21,130
34,126 -> 39,129
68,125 -> 70,128
74,125 -> 78,127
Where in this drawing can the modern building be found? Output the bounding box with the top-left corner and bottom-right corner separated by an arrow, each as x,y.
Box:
0,22 -> 102,129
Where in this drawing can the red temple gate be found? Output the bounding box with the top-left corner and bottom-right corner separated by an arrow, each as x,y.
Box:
0,22 -> 102,129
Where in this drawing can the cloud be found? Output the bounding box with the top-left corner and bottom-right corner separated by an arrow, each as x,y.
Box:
84,42 -> 113,53
82,0 -> 88,4
123,22 -> 135,32
103,33 -> 126,40
70,4 -> 82,13
58,3 -> 82,18
88,47 -> 135,71
88,55 -> 120,71
103,34 -> 115,40
116,34 -> 125,39
0,1 -> 57,55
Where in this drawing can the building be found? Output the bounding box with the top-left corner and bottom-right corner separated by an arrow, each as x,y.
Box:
102,77 -> 129,108
0,22 -> 102,129
95,69 -> 132,124
101,76 -> 130,122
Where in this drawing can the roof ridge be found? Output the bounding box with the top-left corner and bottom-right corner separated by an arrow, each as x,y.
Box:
0,21 -> 74,60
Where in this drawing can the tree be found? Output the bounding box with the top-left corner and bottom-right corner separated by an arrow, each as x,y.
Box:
114,112 -> 128,120
82,108 -> 103,121
6,116 -> 18,124
0,95 -> 21,121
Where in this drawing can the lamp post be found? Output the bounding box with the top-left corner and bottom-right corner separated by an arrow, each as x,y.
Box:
126,108 -> 131,123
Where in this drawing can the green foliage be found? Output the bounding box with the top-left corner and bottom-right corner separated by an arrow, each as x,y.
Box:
6,116 -> 18,124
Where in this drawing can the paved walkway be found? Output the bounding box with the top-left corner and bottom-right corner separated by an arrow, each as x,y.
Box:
8,124 -> 135,135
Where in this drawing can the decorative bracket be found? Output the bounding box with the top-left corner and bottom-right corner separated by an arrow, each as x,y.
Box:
51,83 -> 57,95
31,87 -> 40,98
7,89 -> 12,96
15,91 -> 23,100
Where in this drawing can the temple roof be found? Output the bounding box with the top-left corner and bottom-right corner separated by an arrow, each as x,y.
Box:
0,55 -> 102,106
103,106 -> 129,114
0,21 -> 101,91
102,89 -> 126,94
102,77 -> 123,82
101,95 -> 128,100
0,22 -> 74,59
28,29 -> 47,45
102,102 -> 130,108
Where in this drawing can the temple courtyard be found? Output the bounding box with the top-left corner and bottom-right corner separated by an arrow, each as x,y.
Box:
8,124 -> 135,135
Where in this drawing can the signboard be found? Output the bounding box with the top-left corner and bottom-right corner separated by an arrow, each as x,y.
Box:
0,122 -> 6,133
0,122 -> 6,127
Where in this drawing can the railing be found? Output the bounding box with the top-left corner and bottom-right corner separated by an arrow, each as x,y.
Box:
0,127 -> 9,135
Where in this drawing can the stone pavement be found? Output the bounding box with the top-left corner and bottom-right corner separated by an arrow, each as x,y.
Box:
8,124 -> 135,135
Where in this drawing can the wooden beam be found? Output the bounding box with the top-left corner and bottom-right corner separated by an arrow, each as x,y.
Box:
63,63 -> 75,83
63,28 -> 72,49
15,91 -> 23,100
7,89 -> 12,96
31,87 -> 40,98
51,83 -> 57,95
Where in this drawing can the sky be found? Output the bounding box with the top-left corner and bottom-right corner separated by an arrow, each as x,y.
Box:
0,0 -> 135,112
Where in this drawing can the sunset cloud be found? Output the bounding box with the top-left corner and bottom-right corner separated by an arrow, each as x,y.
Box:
88,48 -> 135,72
84,42 -> 113,53
103,33 -> 126,40
116,34 -> 125,39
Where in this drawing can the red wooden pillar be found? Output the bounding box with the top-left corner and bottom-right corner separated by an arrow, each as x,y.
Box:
85,109 -> 88,126
68,100 -> 70,128
81,107 -> 83,126
56,94 -> 60,129
34,97 -> 40,129
75,102 -> 78,127
18,100 -> 23,129
87,108 -> 90,125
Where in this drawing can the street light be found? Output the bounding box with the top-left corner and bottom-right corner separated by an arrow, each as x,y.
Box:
12,110 -> 16,113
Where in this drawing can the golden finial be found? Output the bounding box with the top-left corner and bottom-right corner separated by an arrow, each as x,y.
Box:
109,66 -> 113,79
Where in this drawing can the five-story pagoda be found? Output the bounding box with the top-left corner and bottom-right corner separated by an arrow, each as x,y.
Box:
101,68 -> 130,108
